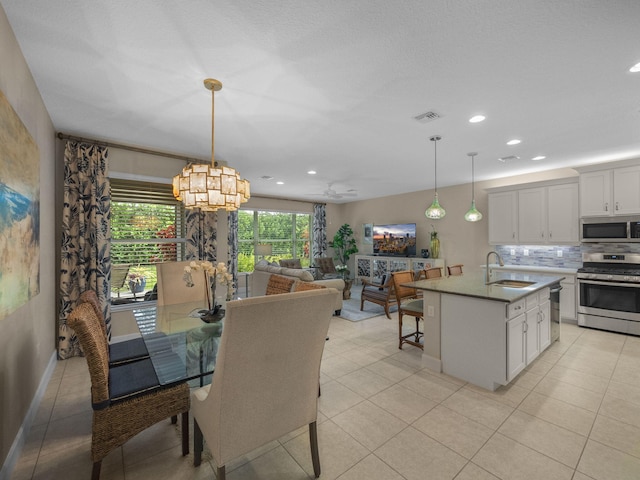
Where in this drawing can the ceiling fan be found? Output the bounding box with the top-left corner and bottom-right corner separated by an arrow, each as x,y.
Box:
309,182 -> 358,200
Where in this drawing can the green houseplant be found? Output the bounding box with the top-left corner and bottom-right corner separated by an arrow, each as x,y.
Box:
329,224 -> 358,274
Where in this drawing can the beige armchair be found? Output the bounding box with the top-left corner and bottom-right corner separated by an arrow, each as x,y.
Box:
191,289 -> 335,479
156,260 -> 208,305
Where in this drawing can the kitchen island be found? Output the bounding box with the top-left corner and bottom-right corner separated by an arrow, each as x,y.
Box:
404,270 -> 564,391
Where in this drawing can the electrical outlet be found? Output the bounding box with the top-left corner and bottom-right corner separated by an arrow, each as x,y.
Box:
427,305 -> 435,317
510,248 -> 516,255
524,249 -> 529,256
557,250 -> 563,257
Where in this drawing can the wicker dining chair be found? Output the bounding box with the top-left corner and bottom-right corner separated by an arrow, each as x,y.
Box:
447,264 -> 464,276
68,303 -> 190,480
424,266 -> 443,279
79,290 -> 148,366
392,270 -> 424,350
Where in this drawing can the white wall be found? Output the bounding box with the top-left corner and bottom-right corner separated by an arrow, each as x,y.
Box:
0,6 -> 57,472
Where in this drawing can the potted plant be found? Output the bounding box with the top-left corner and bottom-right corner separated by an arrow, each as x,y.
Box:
329,224 -> 358,299
128,271 -> 147,294
329,223 -> 358,271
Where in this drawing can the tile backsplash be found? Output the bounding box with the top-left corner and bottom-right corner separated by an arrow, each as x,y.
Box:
495,243 -> 640,269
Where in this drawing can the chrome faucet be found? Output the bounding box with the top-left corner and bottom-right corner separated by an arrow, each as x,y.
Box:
485,251 -> 505,284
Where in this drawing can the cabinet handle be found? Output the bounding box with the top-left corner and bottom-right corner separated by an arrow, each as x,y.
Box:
616,202 -> 620,211
549,231 -> 552,239
523,321 -> 528,333
512,232 -> 516,239
605,202 -> 608,211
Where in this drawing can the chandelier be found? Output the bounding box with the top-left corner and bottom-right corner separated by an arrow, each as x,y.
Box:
173,78 -> 250,211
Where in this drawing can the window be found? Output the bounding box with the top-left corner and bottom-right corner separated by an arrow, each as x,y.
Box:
238,209 -> 312,272
110,179 -> 186,302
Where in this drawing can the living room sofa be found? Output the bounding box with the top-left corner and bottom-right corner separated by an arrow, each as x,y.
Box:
251,261 -> 345,314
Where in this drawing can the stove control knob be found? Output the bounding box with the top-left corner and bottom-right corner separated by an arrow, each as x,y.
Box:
607,275 -> 614,280
623,276 -> 630,281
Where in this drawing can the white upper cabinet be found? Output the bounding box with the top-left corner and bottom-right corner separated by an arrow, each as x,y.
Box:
489,180 -> 579,245
579,163 -> 640,216
518,187 -> 547,243
613,165 -> 640,215
580,170 -> 611,216
489,191 -> 517,244
547,183 -> 579,243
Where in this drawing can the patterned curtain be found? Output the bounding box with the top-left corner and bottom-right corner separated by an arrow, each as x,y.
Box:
59,141 -> 110,359
227,210 -> 239,295
312,203 -> 327,260
185,209 -> 218,261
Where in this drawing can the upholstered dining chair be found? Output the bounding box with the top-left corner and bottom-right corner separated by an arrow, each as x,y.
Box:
192,289 -> 335,479
447,264 -> 464,276
392,270 -> 424,350
67,303 -> 190,480
156,260 -> 209,306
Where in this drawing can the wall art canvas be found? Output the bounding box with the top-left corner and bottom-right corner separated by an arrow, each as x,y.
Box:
0,89 -> 40,320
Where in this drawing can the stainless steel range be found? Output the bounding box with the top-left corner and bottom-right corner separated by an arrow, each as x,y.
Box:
578,252 -> 640,335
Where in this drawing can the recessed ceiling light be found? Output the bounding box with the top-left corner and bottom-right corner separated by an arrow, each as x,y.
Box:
469,115 -> 486,123
307,170 -> 316,175
532,155 -> 546,161
630,62 -> 640,73
276,181 -> 284,185
506,139 -> 521,146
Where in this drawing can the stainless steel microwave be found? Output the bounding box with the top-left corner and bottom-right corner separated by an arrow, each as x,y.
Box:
581,216 -> 640,242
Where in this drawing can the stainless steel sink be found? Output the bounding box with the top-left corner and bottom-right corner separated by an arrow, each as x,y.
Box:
488,279 -> 535,288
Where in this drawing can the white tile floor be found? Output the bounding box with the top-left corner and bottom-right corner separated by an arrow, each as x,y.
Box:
10,315 -> 640,480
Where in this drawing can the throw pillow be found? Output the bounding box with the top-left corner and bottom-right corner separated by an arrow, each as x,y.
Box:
294,282 -> 326,292
265,274 -> 295,295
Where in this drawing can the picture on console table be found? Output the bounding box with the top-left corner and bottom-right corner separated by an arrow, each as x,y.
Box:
372,223 -> 416,256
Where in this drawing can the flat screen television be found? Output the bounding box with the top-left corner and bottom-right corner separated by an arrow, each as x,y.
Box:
372,223 -> 417,256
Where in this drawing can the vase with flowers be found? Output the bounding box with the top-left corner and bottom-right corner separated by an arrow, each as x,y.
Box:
183,260 -> 234,322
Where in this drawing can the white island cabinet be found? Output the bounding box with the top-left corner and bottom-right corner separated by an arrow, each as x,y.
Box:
405,272 -> 560,391
440,288 -> 549,390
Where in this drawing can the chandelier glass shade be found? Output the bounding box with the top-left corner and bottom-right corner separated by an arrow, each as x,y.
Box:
173,78 -> 250,211
425,135 -> 446,219
464,152 -> 483,222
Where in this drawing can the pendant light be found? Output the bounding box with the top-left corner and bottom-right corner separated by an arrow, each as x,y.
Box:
425,135 -> 446,219
172,78 -> 250,211
464,152 -> 483,222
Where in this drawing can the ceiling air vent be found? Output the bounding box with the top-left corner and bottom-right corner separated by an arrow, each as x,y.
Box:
498,155 -> 520,163
414,111 -> 441,123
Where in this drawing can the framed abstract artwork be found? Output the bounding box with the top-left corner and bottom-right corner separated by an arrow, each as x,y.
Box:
0,89 -> 40,320
363,223 -> 373,244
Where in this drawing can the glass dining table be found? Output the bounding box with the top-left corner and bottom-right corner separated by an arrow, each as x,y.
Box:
132,301 -> 224,387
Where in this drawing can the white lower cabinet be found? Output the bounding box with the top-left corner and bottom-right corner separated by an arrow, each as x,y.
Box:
507,312 -> 526,380
507,289 -> 550,382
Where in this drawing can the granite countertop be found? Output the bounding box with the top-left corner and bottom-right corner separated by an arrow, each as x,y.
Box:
404,270 -> 565,303
486,264 -> 578,275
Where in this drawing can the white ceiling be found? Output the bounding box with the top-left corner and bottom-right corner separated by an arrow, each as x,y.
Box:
3,0 -> 640,203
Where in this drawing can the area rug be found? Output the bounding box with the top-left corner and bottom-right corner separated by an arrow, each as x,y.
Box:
339,291 -> 397,322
